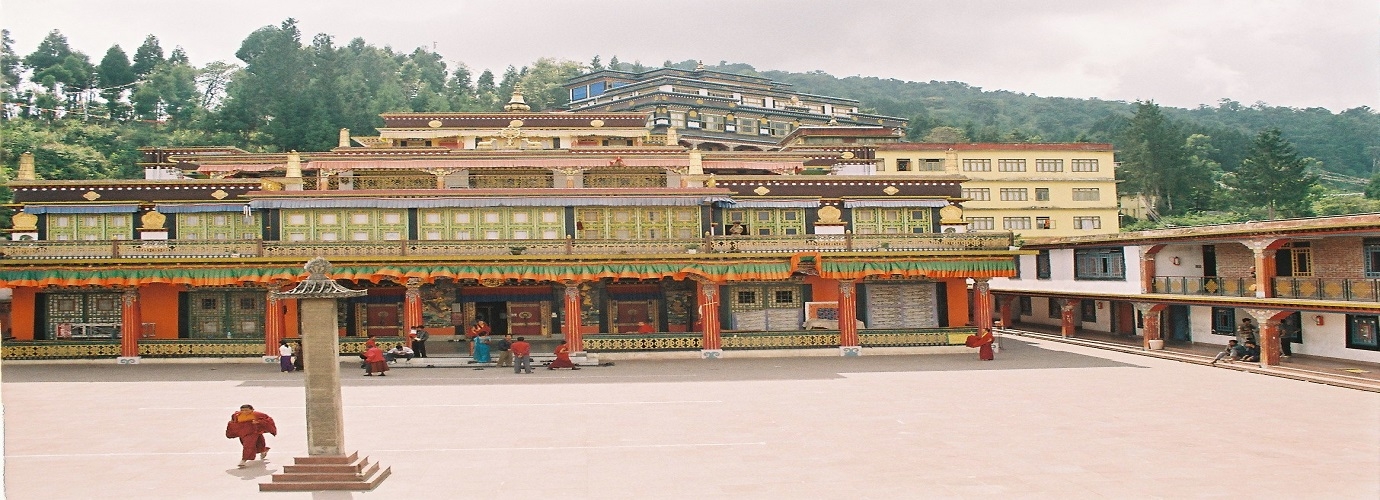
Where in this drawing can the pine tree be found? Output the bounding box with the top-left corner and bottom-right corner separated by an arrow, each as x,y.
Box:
131,35 -> 164,77
589,55 -> 603,71
97,45 -> 136,118
607,55 -> 621,71
1227,128 -> 1319,218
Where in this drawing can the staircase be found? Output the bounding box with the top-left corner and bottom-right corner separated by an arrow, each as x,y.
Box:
259,451 -> 391,492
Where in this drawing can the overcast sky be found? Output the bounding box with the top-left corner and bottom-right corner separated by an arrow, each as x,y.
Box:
5,0 -> 1377,111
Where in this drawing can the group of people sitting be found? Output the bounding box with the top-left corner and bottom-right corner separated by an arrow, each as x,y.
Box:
1211,339 -> 1261,365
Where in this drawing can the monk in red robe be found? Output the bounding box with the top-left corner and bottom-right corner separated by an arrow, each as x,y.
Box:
225,404 -> 277,468
547,340 -> 580,370
363,344 -> 388,376
965,329 -> 995,361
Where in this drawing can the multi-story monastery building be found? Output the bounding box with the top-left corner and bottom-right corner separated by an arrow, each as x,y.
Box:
0,93 -> 1016,362
564,65 -> 908,151
992,215 -> 1380,365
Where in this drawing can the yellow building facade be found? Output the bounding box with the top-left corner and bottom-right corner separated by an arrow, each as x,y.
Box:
873,143 -> 1120,236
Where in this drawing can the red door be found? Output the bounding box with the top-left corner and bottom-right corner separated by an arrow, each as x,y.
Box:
508,302 -> 544,336
367,304 -> 400,337
1116,302 -> 1136,335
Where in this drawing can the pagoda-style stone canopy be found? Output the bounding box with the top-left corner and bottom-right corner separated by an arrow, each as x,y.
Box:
274,257 -> 368,299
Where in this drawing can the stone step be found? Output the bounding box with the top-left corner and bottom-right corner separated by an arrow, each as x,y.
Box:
259,453 -> 390,492
281,458 -> 373,474
290,451 -> 358,465
272,462 -> 380,482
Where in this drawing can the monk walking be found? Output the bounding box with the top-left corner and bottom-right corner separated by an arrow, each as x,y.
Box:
965,328 -> 995,361
225,404 -> 277,468
548,340 -> 580,370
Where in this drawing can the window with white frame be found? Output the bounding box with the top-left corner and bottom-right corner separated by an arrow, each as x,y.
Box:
1036,159 -> 1063,172
998,159 -> 1026,172
1073,216 -> 1102,230
999,188 -> 1028,201
968,217 -> 995,231
962,159 -> 991,172
961,188 -> 990,201
1072,188 -> 1100,201
1071,159 -> 1099,172
1003,217 -> 1032,230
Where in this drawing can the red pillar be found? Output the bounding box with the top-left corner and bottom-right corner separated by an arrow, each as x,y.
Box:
996,295 -> 1014,330
1140,245 -> 1165,294
1060,299 -> 1080,337
403,279 -> 424,348
1259,318 -> 1283,367
563,282 -> 583,352
1134,302 -> 1166,349
698,280 -> 722,357
265,287 -> 283,356
838,280 -> 860,354
119,288 -> 141,360
972,279 -> 993,335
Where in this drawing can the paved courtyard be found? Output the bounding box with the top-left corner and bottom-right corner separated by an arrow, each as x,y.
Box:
3,337 -> 1378,499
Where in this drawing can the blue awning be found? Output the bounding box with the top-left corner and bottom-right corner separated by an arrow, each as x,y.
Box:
22,204 -> 141,214
250,196 -> 729,209
156,203 -> 250,213
722,199 -> 820,208
842,199 -> 949,208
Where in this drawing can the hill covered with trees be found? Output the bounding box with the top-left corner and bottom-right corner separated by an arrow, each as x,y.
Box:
2,20 -> 1378,230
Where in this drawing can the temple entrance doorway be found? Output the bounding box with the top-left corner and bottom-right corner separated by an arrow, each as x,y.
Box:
473,301 -> 508,336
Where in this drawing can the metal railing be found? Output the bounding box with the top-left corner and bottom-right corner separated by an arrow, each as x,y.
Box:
1153,275 -> 1380,303
1274,277 -> 1380,302
1152,276 -> 1255,297
2,232 -> 1015,261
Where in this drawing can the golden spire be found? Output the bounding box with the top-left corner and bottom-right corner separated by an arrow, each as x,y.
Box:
695,60 -> 705,71
504,85 -> 531,112
18,151 -> 36,180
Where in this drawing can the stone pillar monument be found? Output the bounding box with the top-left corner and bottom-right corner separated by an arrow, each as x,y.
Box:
260,257 -> 390,492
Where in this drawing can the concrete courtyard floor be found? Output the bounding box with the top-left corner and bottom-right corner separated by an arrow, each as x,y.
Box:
3,337 -> 1378,499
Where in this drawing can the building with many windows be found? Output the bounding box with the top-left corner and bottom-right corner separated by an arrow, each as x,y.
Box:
873,143 -> 1120,236
0,96 -> 1014,362
564,65 -> 907,151
990,214 -> 1380,365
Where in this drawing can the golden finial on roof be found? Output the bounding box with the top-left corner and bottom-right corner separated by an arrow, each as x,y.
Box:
695,60 -> 705,71
827,116 -> 839,126
18,151 -> 36,180
504,85 -> 531,112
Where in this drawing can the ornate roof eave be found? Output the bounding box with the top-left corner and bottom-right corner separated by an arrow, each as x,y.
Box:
272,258 -> 367,300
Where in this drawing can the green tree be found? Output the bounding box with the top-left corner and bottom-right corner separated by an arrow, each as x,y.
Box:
1118,101 -> 1203,215
196,61 -> 239,110
589,55 -> 603,71
922,126 -> 967,142
445,63 -> 475,110
1226,128 -> 1319,218
97,45 -> 136,117
518,58 -> 584,111
132,61 -> 199,122
131,35 -> 164,77
168,47 -> 189,65
607,55 -> 621,71
1365,173 -> 1380,200
1,29 -> 21,90
474,69 -> 497,109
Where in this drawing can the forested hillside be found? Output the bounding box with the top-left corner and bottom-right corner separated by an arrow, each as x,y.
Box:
3,20 -> 1379,231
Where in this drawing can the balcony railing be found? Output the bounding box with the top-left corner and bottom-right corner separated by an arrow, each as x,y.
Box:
1153,276 -> 1380,303
1,232 -> 1015,261
1152,276 -> 1255,297
1274,277 -> 1380,302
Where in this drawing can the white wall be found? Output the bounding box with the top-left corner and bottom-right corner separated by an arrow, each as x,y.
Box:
992,246 -> 1143,295
1156,244 -> 1204,277
1293,313 -> 1380,363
